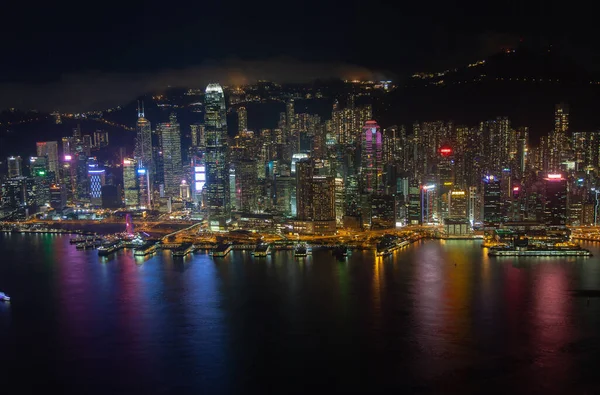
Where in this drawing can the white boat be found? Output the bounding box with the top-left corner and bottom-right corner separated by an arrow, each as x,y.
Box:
0,292 -> 10,302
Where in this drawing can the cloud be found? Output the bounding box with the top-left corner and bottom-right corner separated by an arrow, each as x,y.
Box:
0,58 -> 382,113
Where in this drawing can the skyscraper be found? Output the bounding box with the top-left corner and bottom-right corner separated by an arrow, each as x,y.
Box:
360,120 -> 383,194
204,83 -> 229,228
549,103 -> 569,171
295,159 -> 313,220
483,175 -> 502,225
159,113 -> 182,197
237,106 -> 247,133
134,102 -> 153,184
544,173 -> 568,226
36,141 -> 59,181
123,158 -> 139,207
7,156 -> 22,178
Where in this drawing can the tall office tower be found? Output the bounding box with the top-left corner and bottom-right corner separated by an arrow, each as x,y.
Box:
421,184 -> 437,224
468,186 -> 479,224
61,137 -> 73,157
237,106 -> 248,133
61,155 -> 76,204
190,123 -> 205,148
49,184 -> 66,209
449,190 -> 467,219
483,175 -> 502,225
274,175 -> 294,216
123,158 -> 139,207
1,177 -> 34,212
407,181 -> 422,225
539,136 -> 551,172
437,145 -> 455,220
204,83 -> 229,227
81,135 -> 92,157
360,120 -> 383,194
7,156 -> 22,178
481,117 -> 511,175
544,173 -> 568,226
88,167 -> 106,206
334,177 -> 345,224
382,125 -> 405,168
295,159 -> 314,220
134,102 -> 153,184
159,113 -> 182,197
549,103 -> 570,171
137,168 -> 152,209
75,155 -> 89,202
285,99 -> 296,137
30,157 -> 50,206
93,130 -> 109,148
36,141 -> 59,181
514,127 -> 529,179
235,159 -> 258,213
311,176 -> 336,221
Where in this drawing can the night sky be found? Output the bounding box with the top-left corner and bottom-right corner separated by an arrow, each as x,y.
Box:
0,1 -> 594,111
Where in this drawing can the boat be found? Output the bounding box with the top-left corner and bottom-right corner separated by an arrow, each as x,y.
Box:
70,236 -> 86,244
134,242 -> 157,256
252,244 -> 271,257
98,241 -> 122,256
488,246 -> 592,257
173,243 -> 195,257
0,292 -> 10,302
294,244 -> 307,257
76,241 -> 95,250
211,243 -> 232,257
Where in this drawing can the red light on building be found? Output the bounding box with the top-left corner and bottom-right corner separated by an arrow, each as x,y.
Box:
439,146 -> 452,156
513,186 -> 520,191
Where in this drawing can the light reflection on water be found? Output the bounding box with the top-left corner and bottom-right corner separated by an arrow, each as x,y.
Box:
2,234 -> 600,393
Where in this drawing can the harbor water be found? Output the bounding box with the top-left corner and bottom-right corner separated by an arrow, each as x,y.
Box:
2,233 -> 600,393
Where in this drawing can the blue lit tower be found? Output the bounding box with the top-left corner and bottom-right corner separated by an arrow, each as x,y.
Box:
204,83 -> 229,229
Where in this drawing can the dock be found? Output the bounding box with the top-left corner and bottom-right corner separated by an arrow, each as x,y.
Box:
172,243 -> 195,257
212,244 -> 232,257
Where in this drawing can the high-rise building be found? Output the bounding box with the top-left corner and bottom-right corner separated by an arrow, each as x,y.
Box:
190,123 -> 205,148
7,156 -> 22,178
158,113 -> 182,197
237,106 -> 248,133
449,190 -> 467,219
93,130 -> 109,148
123,158 -> 139,207
137,168 -> 152,209
483,175 -> 502,225
234,160 -> 258,213
311,176 -> 336,221
30,157 -> 50,206
49,184 -> 67,210
179,180 -> 191,201
360,120 -> 383,194
36,141 -> 59,181
88,167 -> 106,206
549,103 -> 569,171
204,83 -> 229,228
544,173 -> 568,226
134,102 -> 153,184
296,159 -> 313,220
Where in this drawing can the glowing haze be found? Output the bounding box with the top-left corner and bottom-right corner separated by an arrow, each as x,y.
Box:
0,58 -> 385,113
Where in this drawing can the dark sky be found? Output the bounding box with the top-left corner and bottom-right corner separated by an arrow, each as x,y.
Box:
0,1 -> 595,111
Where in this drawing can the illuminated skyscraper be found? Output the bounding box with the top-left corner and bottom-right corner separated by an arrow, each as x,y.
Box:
158,113 -> 182,197
237,106 -> 248,133
483,175 -> 502,224
36,141 -> 59,181
360,120 -> 383,194
123,158 -> 139,207
549,103 -> 569,171
7,156 -> 22,178
88,167 -> 106,206
235,159 -> 258,213
295,159 -> 313,220
544,173 -> 567,226
204,83 -> 229,228
134,102 -> 153,184
190,123 -> 205,148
